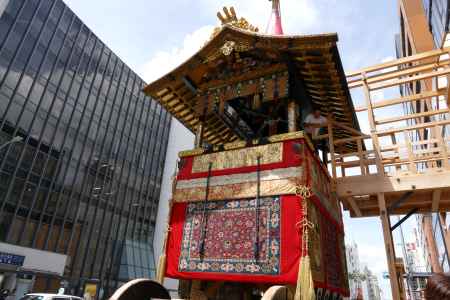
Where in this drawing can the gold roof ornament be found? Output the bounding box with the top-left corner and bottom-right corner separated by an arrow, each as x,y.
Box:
210,7 -> 259,40
217,7 -> 259,32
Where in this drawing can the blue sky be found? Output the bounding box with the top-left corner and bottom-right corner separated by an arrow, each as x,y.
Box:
62,0 -> 406,298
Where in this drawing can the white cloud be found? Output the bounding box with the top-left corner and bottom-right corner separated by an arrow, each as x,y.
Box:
139,25 -> 215,83
139,0 -> 320,83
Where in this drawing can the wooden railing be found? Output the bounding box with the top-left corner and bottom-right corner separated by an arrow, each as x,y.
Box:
318,47 -> 450,179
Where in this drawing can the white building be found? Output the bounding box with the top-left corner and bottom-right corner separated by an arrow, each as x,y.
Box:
153,119 -> 194,297
346,242 -> 362,299
362,265 -> 382,300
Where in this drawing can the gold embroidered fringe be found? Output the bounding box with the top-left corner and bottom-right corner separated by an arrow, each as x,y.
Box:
294,185 -> 316,300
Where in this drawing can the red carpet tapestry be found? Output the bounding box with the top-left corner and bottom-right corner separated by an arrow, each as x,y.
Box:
178,196 -> 281,275
165,136 -> 349,296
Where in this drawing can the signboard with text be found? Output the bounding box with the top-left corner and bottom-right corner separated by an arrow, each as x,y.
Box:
0,252 -> 25,266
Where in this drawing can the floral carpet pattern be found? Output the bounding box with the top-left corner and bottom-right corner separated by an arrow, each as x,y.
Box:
179,196 -> 281,275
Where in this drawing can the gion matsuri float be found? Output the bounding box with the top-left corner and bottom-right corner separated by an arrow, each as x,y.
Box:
142,5 -> 360,300
163,133 -> 349,299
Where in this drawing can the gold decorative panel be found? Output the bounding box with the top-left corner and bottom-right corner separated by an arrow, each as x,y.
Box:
191,142 -> 283,173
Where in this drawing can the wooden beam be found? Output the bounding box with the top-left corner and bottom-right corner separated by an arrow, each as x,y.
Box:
434,125 -> 450,170
378,193 -> 401,300
404,130 -> 417,174
354,89 -> 446,112
336,170 -> 450,197
447,73 -> 450,108
331,120 -> 367,137
347,197 -> 362,217
376,109 -> 449,125
348,57 -> 450,88
334,135 -> 371,145
346,46 -> 450,78
370,68 -> 450,91
362,74 -> 384,174
357,138 -> 366,175
377,118 -> 450,136
432,190 -> 442,212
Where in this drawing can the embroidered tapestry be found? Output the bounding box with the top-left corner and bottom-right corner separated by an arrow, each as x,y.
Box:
166,195 -> 302,284
178,197 -> 281,275
166,136 -> 348,296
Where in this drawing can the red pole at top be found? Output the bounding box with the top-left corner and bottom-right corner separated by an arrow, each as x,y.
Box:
266,0 -> 284,35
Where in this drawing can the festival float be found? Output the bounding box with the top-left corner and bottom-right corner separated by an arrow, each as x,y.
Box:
139,1 -> 360,299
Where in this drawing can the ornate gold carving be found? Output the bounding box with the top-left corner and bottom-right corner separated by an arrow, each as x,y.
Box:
216,7 -> 259,33
223,140 -> 247,150
178,131 -> 307,158
191,142 -> 283,173
268,131 -> 305,143
178,148 -> 205,158
221,40 -> 236,56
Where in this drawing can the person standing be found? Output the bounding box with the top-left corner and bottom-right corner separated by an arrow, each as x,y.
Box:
304,108 -> 327,152
304,108 -> 327,138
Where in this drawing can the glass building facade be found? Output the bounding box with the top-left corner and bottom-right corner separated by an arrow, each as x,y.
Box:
0,0 -> 171,298
422,0 -> 450,46
432,213 -> 450,272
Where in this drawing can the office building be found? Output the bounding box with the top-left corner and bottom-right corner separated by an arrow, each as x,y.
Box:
345,242 -> 363,300
0,0 -> 171,298
362,265 -> 382,300
422,0 -> 450,47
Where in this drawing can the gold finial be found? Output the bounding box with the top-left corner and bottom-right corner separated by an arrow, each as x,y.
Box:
215,6 -> 259,32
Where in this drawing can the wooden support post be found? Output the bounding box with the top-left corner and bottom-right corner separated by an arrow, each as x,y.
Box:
347,197 -> 362,217
190,280 -> 208,300
287,100 -> 298,132
403,130 -> 417,173
327,117 -> 337,179
434,125 -> 450,169
446,73 -> 450,108
390,133 -> 401,171
362,73 -> 384,174
432,189 -> 442,212
357,138 -> 366,175
378,193 -> 401,300
195,123 -> 204,148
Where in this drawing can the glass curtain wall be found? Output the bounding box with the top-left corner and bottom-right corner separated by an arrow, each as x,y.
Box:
0,0 -> 171,297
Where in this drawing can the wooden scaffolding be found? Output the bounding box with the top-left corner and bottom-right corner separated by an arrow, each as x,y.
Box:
318,46 -> 450,299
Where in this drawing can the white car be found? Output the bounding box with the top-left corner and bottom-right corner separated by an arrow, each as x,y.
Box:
19,294 -> 83,300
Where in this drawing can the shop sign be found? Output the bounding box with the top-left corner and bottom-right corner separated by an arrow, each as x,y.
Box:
0,252 -> 25,266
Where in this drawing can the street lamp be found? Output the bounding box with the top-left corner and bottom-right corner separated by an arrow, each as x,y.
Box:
0,136 -> 23,151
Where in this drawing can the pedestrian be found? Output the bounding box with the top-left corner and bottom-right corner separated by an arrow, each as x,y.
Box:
425,273 -> 450,299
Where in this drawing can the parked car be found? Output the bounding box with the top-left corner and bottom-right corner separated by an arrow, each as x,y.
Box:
19,294 -> 83,300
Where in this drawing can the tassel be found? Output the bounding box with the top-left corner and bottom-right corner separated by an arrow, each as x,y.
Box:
156,252 -> 167,284
294,255 -> 315,300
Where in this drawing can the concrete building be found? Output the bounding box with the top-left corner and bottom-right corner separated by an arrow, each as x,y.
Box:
346,242 -> 363,300
362,265 -> 382,300
0,0 -> 171,298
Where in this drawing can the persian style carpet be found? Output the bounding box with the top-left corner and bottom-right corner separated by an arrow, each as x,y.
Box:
165,137 -> 349,296
178,197 -> 281,275
166,195 -> 302,284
